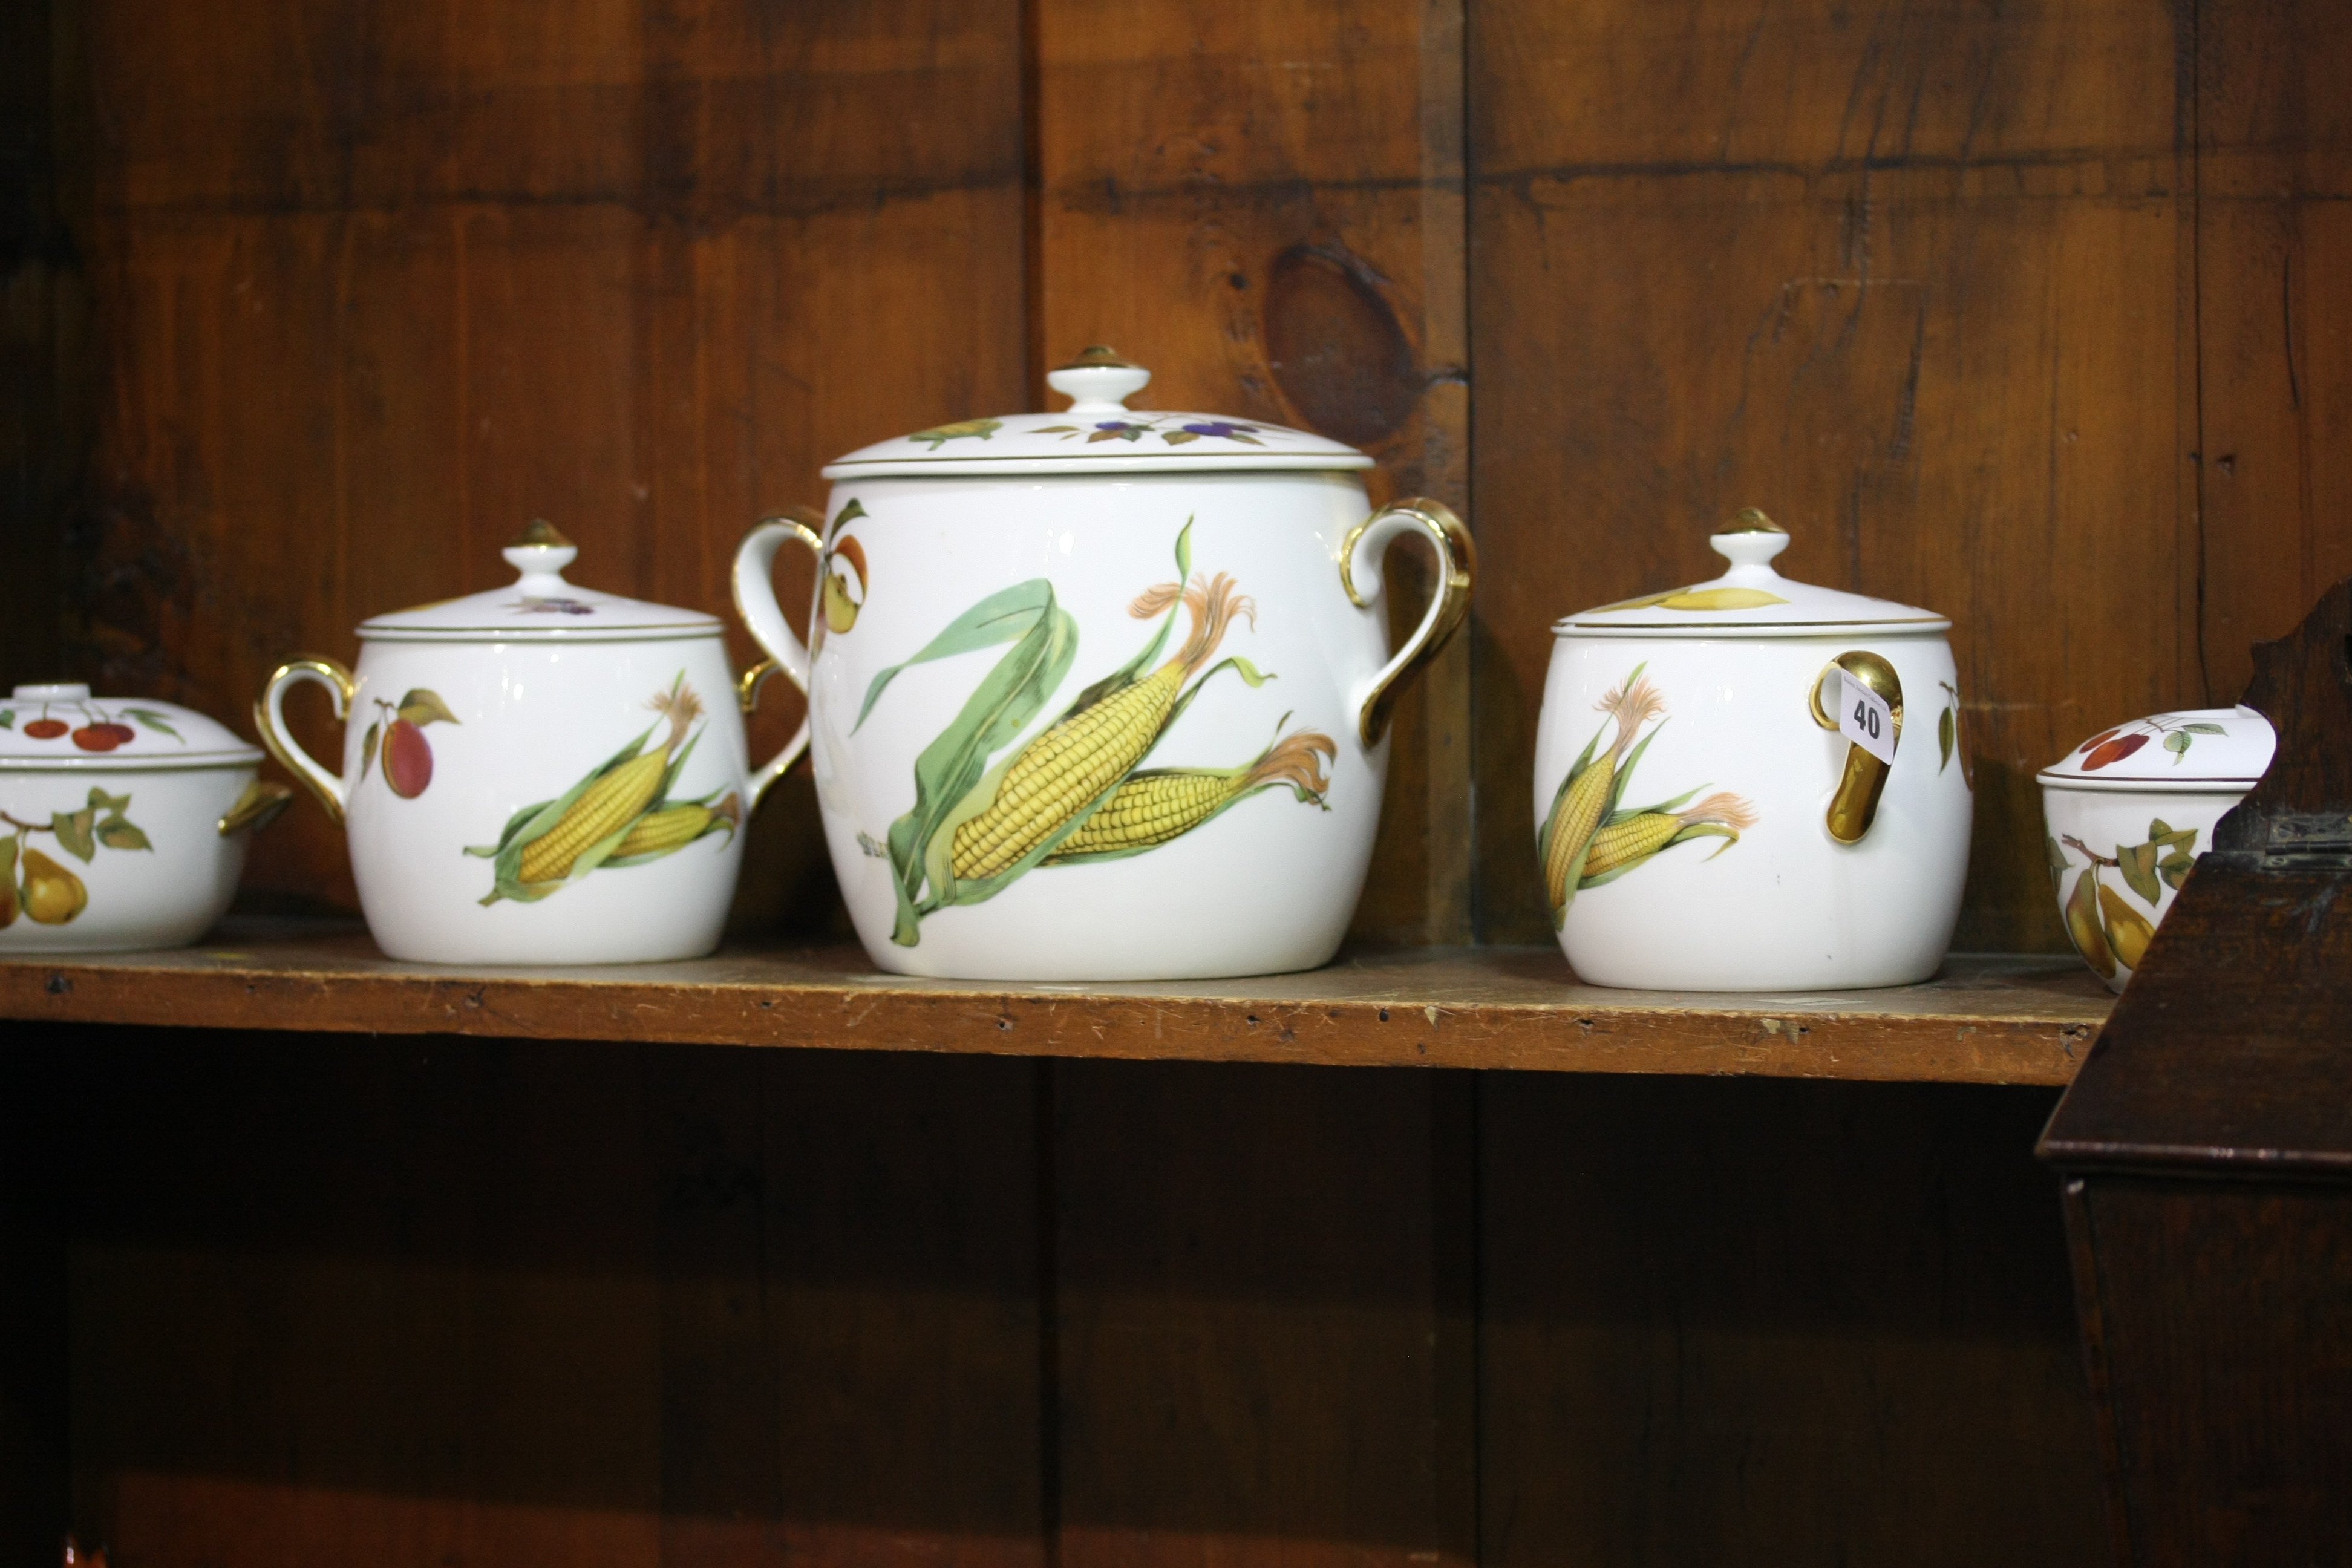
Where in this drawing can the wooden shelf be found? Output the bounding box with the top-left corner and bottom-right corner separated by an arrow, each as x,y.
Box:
0,921 -> 2108,1085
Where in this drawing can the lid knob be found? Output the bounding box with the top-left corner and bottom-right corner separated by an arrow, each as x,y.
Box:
1047,346 -> 1152,415
12,682 -> 91,701
503,518 -> 578,592
1709,508 -> 1792,575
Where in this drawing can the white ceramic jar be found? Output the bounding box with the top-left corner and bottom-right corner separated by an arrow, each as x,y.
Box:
730,348 -> 1473,981
1,682 -> 289,951
259,523 -> 791,965
2038,706 -> 2274,992
1535,511 -> 1972,991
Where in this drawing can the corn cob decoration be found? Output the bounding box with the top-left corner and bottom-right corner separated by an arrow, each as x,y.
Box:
949,573 -> 1255,880
1577,792 -> 1757,883
517,680 -> 705,884
1045,727 -> 1336,863
1541,668 -> 1667,916
613,791 -> 741,860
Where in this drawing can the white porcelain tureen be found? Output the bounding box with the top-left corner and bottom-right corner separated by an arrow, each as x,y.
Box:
2039,705 -> 2274,993
1536,510 -> 1971,991
258,523 -> 788,965
1,682 -> 288,950
731,347 -> 1473,981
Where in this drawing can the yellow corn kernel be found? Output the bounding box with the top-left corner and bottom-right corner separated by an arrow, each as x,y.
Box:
520,750 -> 668,883
614,792 -> 740,860
951,661 -> 1186,879
1577,813 -> 1685,880
1052,769 -> 1230,855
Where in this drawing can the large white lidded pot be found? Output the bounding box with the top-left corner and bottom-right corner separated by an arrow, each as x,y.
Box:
1537,510 -> 1972,991
2038,705 -> 2274,993
258,523 -> 789,965
1,684 -> 288,951
731,347 -> 1474,981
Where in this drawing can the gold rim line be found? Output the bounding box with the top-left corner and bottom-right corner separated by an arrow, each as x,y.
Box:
1341,498 -> 1477,748
254,655 -> 356,828
1809,650 -> 1904,845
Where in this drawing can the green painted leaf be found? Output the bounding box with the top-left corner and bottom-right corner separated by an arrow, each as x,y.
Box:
1031,425 -> 1080,435
2149,818 -> 2172,838
53,809 -> 96,864
97,818 -> 151,852
2164,730 -> 2193,762
360,722 -> 380,782
1163,430 -> 1200,446
87,787 -> 131,815
2119,841 -> 2162,904
123,707 -> 184,742
396,688 -> 460,727
1,710 -> 13,730
1938,707 -> 1955,773
2160,851 -> 2195,890
2183,722 -> 2227,734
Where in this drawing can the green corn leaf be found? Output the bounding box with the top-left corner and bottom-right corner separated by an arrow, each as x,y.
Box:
1061,522 -> 1194,717
857,580 -> 1070,732
871,587 -> 1081,944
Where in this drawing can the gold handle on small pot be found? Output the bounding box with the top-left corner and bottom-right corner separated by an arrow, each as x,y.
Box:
254,656 -> 358,827
1809,651 -> 1903,844
1339,498 -> 1475,748
731,505 -> 828,806
217,780 -> 296,837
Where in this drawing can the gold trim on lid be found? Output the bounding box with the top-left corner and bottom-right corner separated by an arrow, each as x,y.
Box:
1056,345 -> 1142,371
1720,507 -> 1786,535
512,518 -> 573,548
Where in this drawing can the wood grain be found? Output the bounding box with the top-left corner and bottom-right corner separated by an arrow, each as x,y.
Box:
1481,1074 -> 2105,1567
0,920 -> 2109,1086
1031,0 -> 1472,943
1466,0 -> 2191,951
59,1027 -> 1046,1568
2192,0 -> 2352,706
59,0 -> 1027,926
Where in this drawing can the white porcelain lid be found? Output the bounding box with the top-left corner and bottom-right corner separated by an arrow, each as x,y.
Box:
0,684 -> 261,768
819,347 -> 1373,479
357,522 -> 721,641
1553,511 -> 1949,638
2038,706 -> 2275,788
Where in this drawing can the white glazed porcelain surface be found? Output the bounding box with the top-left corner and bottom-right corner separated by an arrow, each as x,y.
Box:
2,684 -> 266,951
261,540 -> 761,965
2038,705 -> 2274,785
2039,780 -> 2243,995
744,469 -> 1434,981
1535,524 -> 1971,992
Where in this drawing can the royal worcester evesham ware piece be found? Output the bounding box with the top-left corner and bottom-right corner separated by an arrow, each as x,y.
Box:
730,346 -> 1474,981
2039,705 -> 2274,993
1536,509 -> 1971,991
258,522 -> 788,965
1,682 -> 289,950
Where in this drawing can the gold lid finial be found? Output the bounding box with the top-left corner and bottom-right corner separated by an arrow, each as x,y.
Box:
1056,345 -> 1142,371
1720,507 -> 1786,535
511,518 -> 573,548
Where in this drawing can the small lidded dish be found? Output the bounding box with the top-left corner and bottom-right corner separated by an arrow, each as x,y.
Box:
258,522 -> 797,965
1537,509 -> 1973,991
2038,706 -> 2275,993
2,682 -> 289,950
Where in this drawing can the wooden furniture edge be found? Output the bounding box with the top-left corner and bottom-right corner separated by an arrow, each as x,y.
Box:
0,940 -> 2101,1085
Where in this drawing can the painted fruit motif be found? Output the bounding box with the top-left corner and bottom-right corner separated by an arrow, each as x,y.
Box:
359,688 -> 459,799
71,723 -> 135,751
2062,856 -> 2116,978
4,698 -> 181,748
2097,883 -> 2155,970
22,719 -> 67,739
0,837 -> 15,926
2082,733 -> 2149,770
19,848 -> 88,924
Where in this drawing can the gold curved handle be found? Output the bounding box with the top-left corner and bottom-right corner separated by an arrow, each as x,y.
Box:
254,655 -> 357,828
1809,651 -> 1903,844
731,507 -> 827,806
217,779 -> 296,837
1339,498 -> 1476,748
